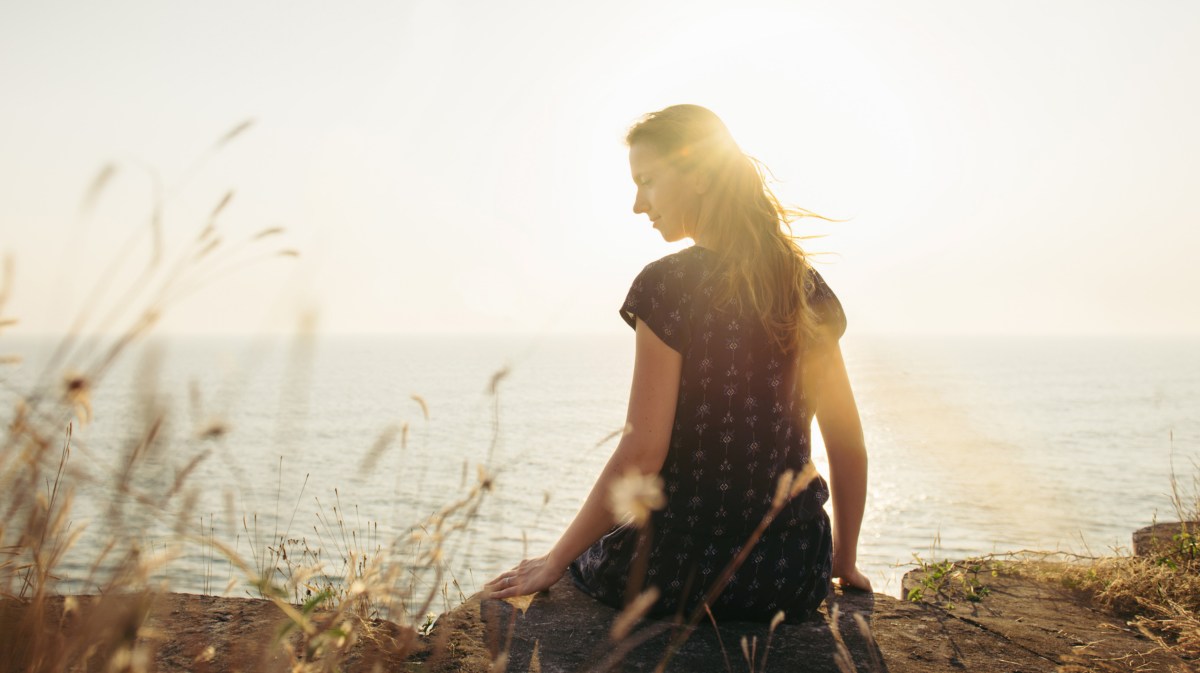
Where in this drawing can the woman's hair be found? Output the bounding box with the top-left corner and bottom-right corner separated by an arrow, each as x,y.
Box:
626,104 -> 824,353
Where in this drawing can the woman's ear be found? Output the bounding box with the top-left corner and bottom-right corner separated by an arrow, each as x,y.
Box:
691,169 -> 713,196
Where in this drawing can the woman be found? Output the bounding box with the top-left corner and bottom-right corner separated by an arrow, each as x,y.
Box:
486,105 -> 869,622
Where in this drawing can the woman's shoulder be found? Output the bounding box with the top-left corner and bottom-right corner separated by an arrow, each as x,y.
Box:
621,247 -> 713,346
628,247 -> 714,298
804,264 -> 835,298
625,246 -> 711,307
804,264 -> 847,339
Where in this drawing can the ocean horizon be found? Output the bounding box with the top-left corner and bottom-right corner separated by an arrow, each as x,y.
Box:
2,333 -> 1197,602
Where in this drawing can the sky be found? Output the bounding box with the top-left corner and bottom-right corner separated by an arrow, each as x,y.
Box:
2,0 -> 1198,337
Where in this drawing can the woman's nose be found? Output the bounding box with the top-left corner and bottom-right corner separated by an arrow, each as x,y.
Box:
633,190 -> 647,214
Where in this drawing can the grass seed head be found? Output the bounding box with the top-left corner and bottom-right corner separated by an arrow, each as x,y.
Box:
608,469 -> 665,527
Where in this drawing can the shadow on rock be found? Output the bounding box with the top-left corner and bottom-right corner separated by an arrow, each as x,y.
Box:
480,574 -> 885,673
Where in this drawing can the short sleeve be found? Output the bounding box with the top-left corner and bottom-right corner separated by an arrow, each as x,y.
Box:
619,257 -> 687,353
807,268 -> 847,341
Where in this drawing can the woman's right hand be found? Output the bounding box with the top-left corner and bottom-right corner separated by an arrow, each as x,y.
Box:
483,554 -> 565,600
812,341 -> 871,595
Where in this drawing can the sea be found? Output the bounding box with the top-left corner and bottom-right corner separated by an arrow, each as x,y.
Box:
2,333 -> 1197,605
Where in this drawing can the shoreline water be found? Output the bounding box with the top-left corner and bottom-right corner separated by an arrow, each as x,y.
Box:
2,333 -> 1197,599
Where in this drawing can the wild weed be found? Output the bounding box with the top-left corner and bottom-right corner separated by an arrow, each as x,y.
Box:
0,120 -> 492,672
904,555 -> 996,608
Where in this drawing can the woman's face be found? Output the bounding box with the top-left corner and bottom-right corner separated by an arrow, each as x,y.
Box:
629,142 -> 702,243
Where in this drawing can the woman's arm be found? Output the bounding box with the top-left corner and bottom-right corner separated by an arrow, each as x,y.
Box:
808,341 -> 872,591
485,319 -> 682,599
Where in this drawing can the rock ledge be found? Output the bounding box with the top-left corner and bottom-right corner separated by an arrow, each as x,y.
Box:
424,565 -> 1176,672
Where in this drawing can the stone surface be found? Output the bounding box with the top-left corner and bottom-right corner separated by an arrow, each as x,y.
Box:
424,565 -> 1184,672
1132,521 -> 1199,557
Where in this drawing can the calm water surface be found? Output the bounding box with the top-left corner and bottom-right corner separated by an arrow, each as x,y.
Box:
3,334 -> 1197,601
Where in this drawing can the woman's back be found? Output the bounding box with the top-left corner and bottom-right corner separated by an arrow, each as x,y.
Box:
570,245 -> 847,621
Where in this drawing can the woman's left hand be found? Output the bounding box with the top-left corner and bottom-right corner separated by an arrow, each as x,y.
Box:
484,554 -> 564,600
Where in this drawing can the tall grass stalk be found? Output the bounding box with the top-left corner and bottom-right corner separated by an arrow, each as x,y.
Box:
0,122 -> 499,671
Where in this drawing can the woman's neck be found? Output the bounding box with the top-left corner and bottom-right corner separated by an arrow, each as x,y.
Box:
690,233 -> 716,252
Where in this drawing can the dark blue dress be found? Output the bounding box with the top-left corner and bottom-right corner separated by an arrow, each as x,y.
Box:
569,245 -> 846,622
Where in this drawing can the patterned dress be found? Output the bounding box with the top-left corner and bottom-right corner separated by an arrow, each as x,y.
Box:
569,245 -> 847,623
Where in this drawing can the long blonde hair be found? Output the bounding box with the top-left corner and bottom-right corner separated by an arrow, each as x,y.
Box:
626,104 -> 824,353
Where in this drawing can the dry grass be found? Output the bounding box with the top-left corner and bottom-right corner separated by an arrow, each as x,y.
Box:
0,339 -> 494,672
1046,526 -> 1200,672
0,122 -> 499,672
1060,456 -> 1200,671
897,443 -> 1200,672
1054,555 -> 1200,668
1004,461 -> 1200,673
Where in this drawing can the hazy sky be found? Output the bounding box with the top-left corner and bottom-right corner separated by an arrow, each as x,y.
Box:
2,0 -> 1198,337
